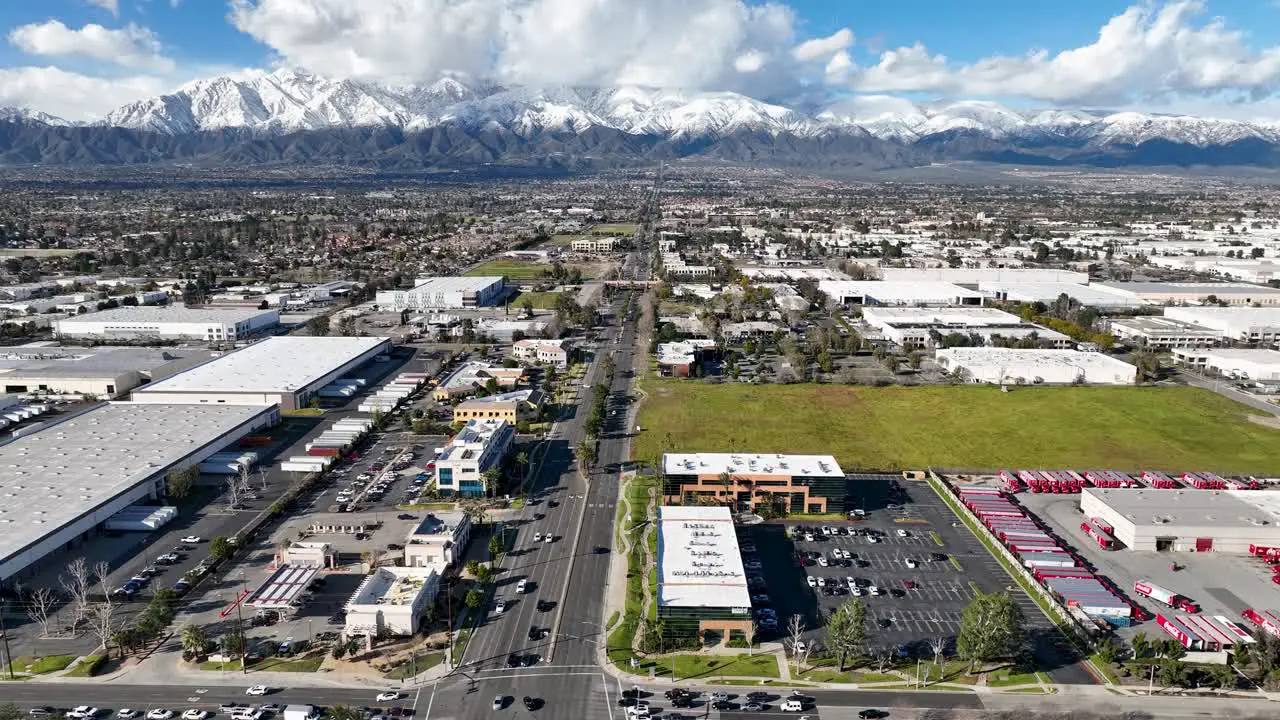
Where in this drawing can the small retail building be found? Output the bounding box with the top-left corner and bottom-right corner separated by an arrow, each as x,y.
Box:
404,512 -> 472,569
662,452 -> 848,514
1080,488 -> 1280,553
344,567 -> 441,637
656,506 -> 752,642
452,389 -> 541,424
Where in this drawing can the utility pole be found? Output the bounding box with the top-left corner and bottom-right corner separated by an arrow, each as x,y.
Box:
236,571 -> 247,674
0,600 -> 15,680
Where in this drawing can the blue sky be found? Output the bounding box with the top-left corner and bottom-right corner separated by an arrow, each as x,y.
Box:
3,1 -> 1280,121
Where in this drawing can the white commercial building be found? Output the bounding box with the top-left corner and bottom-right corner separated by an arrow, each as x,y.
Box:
435,419 -> 515,497
572,237 -> 618,253
404,512 -> 472,569
344,566 -> 441,637
1163,307 -> 1280,345
132,336 -> 390,410
820,280 -> 984,306
0,346 -> 217,398
54,306 -> 278,342
1080,488 -> 1280,553
879,268 -> 1089,285
510,338 -> 574,369
934,348 -> 1137,385
1096,282 -> 1280,307
0,402 -> 279,585
978,282 -> 1146,309
375,276 -> 506,310
861,307 -> 1069,348
656,506 -> 752,635
1109,316 -> 1223,350
1171,348 -> 1280,382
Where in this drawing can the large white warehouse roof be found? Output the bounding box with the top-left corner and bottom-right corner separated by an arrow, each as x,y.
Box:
57,305 -> 273,325
0,402 -> 275,581
135,336 -> 389,395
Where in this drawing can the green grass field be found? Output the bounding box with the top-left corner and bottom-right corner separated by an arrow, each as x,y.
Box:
0,248 -> 81,257
465,261 -> 551,279
547,234 -> 586,246
635,383 -> 1280,474
4,655 -> 76,675
512,291 -> 566,309
591,223 -> 639,235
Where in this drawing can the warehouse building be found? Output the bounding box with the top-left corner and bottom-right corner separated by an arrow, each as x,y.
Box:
0,402 -> 279,585
880,268 -> 1089,285
1096,282 -> 1280,307
861,307 -> 1071,349
54,306 -> 278,342
662,452 -> 848,514
1171,348 -> 1280,383
934,348 -> 1137,385
375,276 -> 506,310
132,336 -> 390,409
1109,316 -> 1223,350
819,280 -> 984,306
1080,488 -> 1280,553
656,505 -> 751,643
978,282 -> 1146,310
0,346 -> 218,398
1162,307 -> 1280,345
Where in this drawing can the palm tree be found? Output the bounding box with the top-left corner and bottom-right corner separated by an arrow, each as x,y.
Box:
180,623 -> 207,659
325,707 -> 363,720
460,500 -> 488,527
514,450 -> 529,492
576,439 -> 597,470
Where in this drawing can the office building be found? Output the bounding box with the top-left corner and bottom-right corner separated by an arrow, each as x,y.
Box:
661,452 -> 848,514
375,276 -> 506,310
656,506 -> 752,642
435,419 -> 515,497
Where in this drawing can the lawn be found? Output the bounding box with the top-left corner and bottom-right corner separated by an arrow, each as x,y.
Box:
383,652 -> 443,679
465,261 -> 551,280
513,291 -> 566,309
4,655 -> 76,675
635,383 -> 1280,474
63,653 -> 107,677
620,653 -> 780,679
548,234 -> 586,246
592,223 -> 639,235
197,656 -> 324,672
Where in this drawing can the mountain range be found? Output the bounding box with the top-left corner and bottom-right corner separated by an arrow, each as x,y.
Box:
2,68 -> 1280,169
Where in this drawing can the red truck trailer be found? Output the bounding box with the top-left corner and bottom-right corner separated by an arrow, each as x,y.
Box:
1135,580 -> 1199,612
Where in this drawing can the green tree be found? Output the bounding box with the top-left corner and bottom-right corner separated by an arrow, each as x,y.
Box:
482,466 -> 503,495
307,315 -> 330,336
576,439 -> 597,469
1159,659 -> 1188,688
180,623 -> 207,658
1130,631 -> 1151,660
955,592 -> 1026,671
1209,662 -> 1236,689
464,560 -> 482,578
221,631 -> 246,659
487,534 -> 503,560
826,597 -> 867,670
165,465 -> 198,500
1094,637 -> 1120,665
325,706 -> 363,720
209,536 -> 235,563
465,588 -> 483,610
474,564 -> 495,585
0,703 -> 21,720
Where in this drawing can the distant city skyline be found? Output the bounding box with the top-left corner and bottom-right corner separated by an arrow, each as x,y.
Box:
2,1 -> 1280,121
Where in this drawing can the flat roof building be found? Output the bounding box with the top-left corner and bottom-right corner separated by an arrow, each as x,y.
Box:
452,388 -> 542,424
1171,348 -> 1280,382
860,307 -> 1070,349
1163,307 -> 1280,345
662,452 -> 847,514
880,268 -> 1089,285
432,362 -> 524,401
511,338 -> 575,369
435,419 -> 515,497
404,512 -> 472,569
375,276 -> 505,310
345,566 -> 441,637
0,402 -> 279,585
979,282 -> 1146,310
1097,282 -> 1280,307
820,280 -> 984,307
132,336 -> 390,410
0,345 -> 218,398
935,348 -> 1137,385
1109,316 -> 1223,350
54,305 -> 278,342
656,506 -> 752,642
1080,488 -> 1280,553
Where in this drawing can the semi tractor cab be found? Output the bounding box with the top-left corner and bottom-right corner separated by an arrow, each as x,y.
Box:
1134,580 -> 1199,612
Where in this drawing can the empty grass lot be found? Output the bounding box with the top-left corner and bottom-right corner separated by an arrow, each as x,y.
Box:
464,261 -> 550,279
635,383 -> 1280,475
512,291 -> 565,309
591,223 -> 638,235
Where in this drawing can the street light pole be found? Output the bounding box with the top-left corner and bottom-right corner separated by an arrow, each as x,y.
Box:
237,571 -> 248,675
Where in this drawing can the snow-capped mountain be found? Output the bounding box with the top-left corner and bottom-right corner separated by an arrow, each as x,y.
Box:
5,68 -> 1280,168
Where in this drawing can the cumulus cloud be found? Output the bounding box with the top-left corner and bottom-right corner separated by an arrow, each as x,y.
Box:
86,0 -> 119,15
832,1 -> 1280,106
9,20 -> 175,72
227,0 -> 850,98
0,66 -> 169,120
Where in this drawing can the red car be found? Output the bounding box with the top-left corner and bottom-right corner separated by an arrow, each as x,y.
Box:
903,580 -> 917,589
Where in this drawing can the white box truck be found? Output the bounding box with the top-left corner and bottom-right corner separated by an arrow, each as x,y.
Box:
282,706 -> 314,720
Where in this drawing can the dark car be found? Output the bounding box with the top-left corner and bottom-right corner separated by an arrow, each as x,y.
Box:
528,626 -> 547,641
671,698 -> 695,709
712,701 -> 738,711
536,599 -> 554,612
745,691 -> 770,701
665,689 -> 690,700
521,697 -> 541,711
522,654 -> 540,667
859,710 -> 889,719
616,698 -> 637,708
547,500 -> 558,508
931,553 -> 948,562
506,654 -> 520,668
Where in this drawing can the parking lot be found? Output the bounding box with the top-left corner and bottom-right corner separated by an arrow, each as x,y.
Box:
738,474 -> 1091,682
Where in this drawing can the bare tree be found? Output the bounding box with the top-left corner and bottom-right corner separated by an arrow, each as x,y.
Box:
238,464 -> 253,493
873,645 -> 896,673
930,636 -> 949,667
746,620 -> 758,657
24,587 -> 57,637
86,602 -> 116,654
225,472 -> 242,509
786,614 -> 807,675
258,468 -> 269,492
93,561 -> 112,605
61,557 -> 91,625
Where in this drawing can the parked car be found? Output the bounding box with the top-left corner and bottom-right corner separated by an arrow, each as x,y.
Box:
180,536 -> 202,544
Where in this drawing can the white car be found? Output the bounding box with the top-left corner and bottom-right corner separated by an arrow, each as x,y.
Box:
710,693 -> 730,702
868,586 -> 881,595
821,526 -> 833,535
845,576 -> 856,588
806,576 -> 817,587
533,532 -> 543,543
867,535 -> 879,543
794,641 -> 807,654
65,708 -> 98,719
802,533 -> 815,542
146,711 -> 173,720
817,557 -> 828,567
230,712 -> 262,720
117,712 -> 139,719
376,692 -> 400,702
245,686 -> 269,696
180,536 -> 202,544
544,534 -> 554,543
516,579 -> 529,594
494,599 -> 506,614
492,696 -> 504,711
850,587 -> 863,596
896,529 -> 908,537
627,702 -> 650,716
905,559 -> 917,568
182,710 -> 209,720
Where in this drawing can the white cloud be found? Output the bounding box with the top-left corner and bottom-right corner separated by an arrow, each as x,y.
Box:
85,0 -> 120,16
832,1 -> 1280,106
227,0 -> 848,98
8,20 -> 175,72
0,66 -> 169,120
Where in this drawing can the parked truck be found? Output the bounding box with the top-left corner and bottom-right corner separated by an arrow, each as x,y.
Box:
282,706 -> 315,720
1134,580 -> 1199,612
